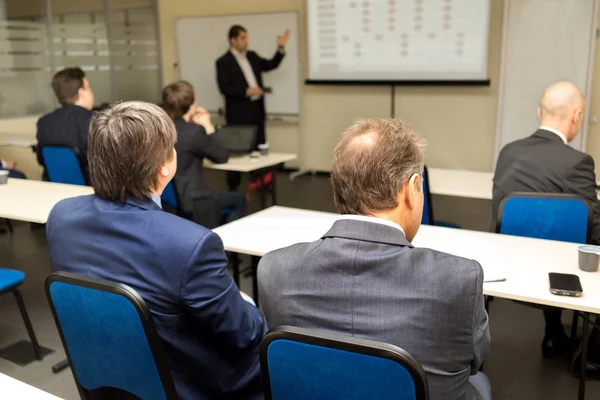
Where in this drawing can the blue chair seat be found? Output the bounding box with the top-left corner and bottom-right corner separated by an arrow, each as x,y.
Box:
260,326 -> 429,400
0,268 -> 25,291
46,272 -> 178,399
41,146 -> 87,186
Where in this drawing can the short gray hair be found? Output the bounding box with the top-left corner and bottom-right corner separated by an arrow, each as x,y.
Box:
88,101 -> 177,202
331,118 -> 426,215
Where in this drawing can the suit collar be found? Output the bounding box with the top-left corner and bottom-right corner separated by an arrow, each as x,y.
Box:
534,128 -> 567,144
322,219 -> 413,248
124,195 -> 162,211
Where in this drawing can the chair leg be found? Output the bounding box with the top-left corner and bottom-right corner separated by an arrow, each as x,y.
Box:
52,359 -> 70,373
5,219 -> 13,234
13,289 -> 43,361
571,311 -> 579,342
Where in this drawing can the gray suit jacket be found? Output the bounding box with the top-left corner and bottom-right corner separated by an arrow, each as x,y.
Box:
258,219 -> 490,400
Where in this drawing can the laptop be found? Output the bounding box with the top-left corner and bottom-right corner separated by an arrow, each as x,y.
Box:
215,125 -> 257,154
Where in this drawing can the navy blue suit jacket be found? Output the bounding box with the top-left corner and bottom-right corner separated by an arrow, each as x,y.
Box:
36,104 -> 93,182
47,194 -> 267,399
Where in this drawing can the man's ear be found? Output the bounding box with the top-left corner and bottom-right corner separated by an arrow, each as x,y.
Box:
403,173 -> 420,210
159,165 -> 170,178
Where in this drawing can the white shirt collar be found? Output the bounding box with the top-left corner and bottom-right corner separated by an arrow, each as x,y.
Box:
337,214 -> 405,235
539,126 -> 568,144
230,48 -> 246,58
149,193 -> 162,209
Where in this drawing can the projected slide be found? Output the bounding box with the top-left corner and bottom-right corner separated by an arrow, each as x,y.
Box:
307,0 -> 491,82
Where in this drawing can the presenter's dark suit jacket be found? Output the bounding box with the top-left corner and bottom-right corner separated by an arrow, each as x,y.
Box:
36,104 -> 93,182
173,118 -> 229,228
216,50 -> 284,144
492,129 -> 600,244
47,194 -> 267,400
259,219 -> 490,400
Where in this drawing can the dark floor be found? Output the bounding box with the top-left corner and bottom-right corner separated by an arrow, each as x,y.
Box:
0,171 -> 598,399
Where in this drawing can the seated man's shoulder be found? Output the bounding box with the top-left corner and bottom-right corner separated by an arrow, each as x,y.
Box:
51,195 -> 93,215
260,242 -> 313,269
37,109 -> 58,125
415,246 -> 483,279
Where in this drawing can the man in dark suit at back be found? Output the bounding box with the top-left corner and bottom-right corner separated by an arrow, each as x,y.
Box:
259,118 -> 491,400
216,25 -> 289,190
492,81 -> 600,358
47,101 -> 267,399
162,80 -> 247,228
36,67 -> 94,182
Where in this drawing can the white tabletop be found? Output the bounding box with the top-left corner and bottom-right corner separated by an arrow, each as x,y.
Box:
0,373 -> 63,399
0,139 -> 37,148
204,152 -> 297,172
0,135 -> 37,148
0,179 -> 94,223
427,168 -> 493,200
213,206 -> 600,314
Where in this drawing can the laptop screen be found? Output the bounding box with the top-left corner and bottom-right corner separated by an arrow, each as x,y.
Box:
216,125 -> 257,153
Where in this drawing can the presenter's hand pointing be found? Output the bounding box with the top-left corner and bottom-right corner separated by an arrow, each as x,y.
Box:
277,29 -> 290,48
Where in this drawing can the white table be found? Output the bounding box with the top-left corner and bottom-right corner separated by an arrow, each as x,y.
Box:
427,168 -> 493,200
0,179 -> 93,223
0,138 -> 37,148
213,206 -> 600,312
0,372 -> 63,399
214,206 -> 600,399
427,167 -> 600,201
204,152 -> 296,172
204,152 -> 297,209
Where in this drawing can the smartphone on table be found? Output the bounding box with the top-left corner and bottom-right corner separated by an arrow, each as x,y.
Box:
549,273 -> 583,297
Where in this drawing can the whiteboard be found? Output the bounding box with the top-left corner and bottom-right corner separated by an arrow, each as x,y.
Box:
495,0 -> 598,161
175,12 -> 300,115
306,0 -> 491,81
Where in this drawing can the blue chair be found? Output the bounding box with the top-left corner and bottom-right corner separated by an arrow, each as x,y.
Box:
422,166 -> 460,228
497,192 -> 590,243
161,181 -> 179,209
0,268 -> 43,361
260,326 -> 429,400
45,272 -> 178,400
41,146 -> 87,186
497,192 -> 591,341
162,180 -> 231,221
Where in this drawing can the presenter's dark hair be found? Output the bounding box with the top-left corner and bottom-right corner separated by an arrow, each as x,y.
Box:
228,25 -> 247,40
88,101 -> 177,203
162,81 -> 195,119
51,67 -> 86,105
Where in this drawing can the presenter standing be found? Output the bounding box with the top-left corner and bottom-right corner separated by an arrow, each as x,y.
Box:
216,25 -> 289,190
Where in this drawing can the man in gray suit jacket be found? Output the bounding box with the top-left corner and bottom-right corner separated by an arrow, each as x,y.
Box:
258,118 -> 491,400
492,81 -> 599,359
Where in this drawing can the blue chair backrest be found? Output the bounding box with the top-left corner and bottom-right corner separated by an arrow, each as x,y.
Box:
161,181 -> 178,209
46,272 -> 178,400
421,166 -> 433,225
498,193 -> 590,243
42,146 -> 86,186
260,326 -> 429,400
